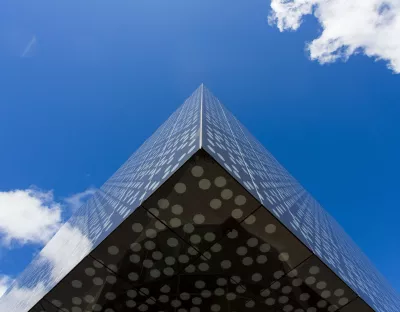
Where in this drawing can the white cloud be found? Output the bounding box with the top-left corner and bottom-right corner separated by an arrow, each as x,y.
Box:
0,189 -> 62,245
0,223 -> 93,310
0,187 -> 94,309
269,0 -> 400,73
0,281 -> 47,311
0,276 -> 12,298
64,188 -> 96,213
40,223 -> 93,282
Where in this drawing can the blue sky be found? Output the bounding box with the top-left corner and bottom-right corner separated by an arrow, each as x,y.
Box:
0,0 -> 400,297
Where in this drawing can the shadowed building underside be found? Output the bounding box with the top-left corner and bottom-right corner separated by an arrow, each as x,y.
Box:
1,85 -> 399,312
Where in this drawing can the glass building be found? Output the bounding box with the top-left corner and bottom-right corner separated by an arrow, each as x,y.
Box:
1,85 -> 399,312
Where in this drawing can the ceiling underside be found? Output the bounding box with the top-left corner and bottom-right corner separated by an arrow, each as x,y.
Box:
30,150 -> 373,312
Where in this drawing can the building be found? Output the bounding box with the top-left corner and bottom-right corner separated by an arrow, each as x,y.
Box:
1,85 -> 399,312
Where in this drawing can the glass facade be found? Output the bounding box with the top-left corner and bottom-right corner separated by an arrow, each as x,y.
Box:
0,85 -> 398,312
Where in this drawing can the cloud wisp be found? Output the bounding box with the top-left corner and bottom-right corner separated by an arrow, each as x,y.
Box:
64,188 -> 96,213
269,0 -> 400,73
21,35 -> 37,58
